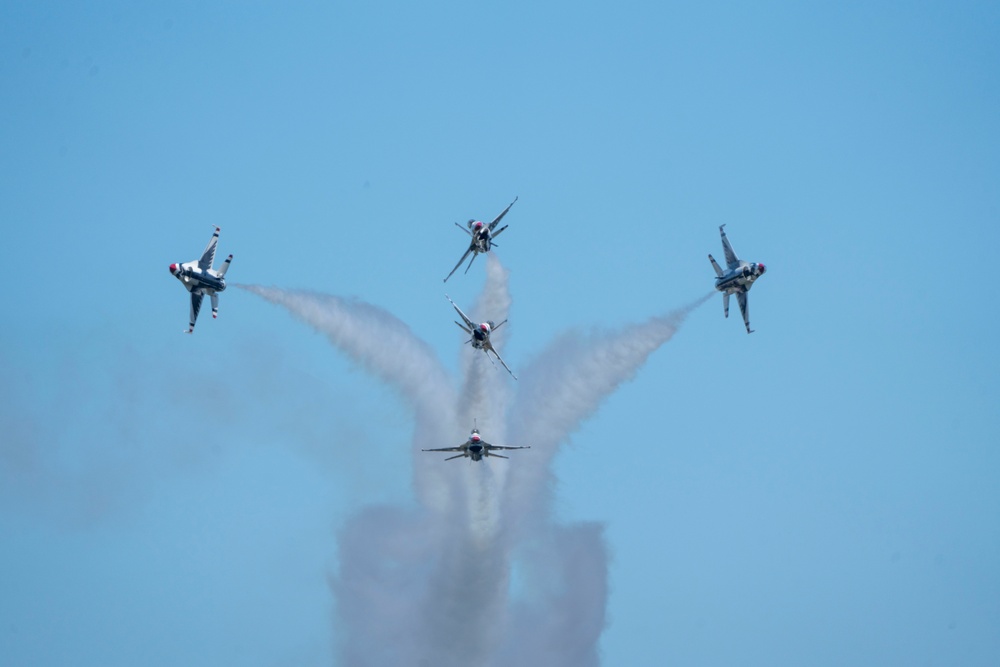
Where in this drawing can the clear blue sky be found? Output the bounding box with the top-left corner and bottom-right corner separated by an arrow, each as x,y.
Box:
2,2 -> 998,665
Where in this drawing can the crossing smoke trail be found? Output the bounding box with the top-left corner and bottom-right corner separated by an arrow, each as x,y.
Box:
237,257 -> 706,666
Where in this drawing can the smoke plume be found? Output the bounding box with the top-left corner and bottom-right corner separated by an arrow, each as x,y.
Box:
238,255 -> 704,666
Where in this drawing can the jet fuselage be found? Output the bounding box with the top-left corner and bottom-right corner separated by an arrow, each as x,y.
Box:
470,322 -> 493,348
469,220 -> 493,253
714,262 -> 765,294
170,263 -> 227,294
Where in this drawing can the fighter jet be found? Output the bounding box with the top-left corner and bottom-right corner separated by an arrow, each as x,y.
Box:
443,197 -> 517,282
708,224 -> 766,334
168,226 -> 233,333
446,294 -> 517,379
422,426 -> 529,461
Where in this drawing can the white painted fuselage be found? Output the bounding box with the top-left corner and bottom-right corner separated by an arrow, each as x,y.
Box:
708,224 -> 766,334
169,226 -> 233,333
422,427 -> 530,461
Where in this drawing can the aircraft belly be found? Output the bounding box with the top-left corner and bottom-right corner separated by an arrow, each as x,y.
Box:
717,275 -> 751,293
716,279 -> 740,292
192,275 -> 225,292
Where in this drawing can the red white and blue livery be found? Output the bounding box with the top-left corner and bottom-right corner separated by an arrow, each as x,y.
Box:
443,197 -> 517,282
708,224 -> 766,334
446,294 -> 517,380
168,226 -> 233,334
422,425 -> 529,461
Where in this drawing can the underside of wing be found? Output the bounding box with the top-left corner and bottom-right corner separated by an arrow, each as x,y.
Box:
446,294 -> 475,328
487,445 -> 530,451
488,196 -> 518,230
737,291 -> 752,333
489,345 -> 518,380
422,446 -> 466,452
444,247 -> 474,282
199,227 -> 220,270
720,225 -> 740,270
189,290 -> 204,330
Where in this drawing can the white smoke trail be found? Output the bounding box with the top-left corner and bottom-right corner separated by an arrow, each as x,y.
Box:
236,285 -> 457,510
497,522 -> 608,667
238,286 -> 453,416
237,276 -> 707,666
455,255 -> 514,548
504,293 -> 713,534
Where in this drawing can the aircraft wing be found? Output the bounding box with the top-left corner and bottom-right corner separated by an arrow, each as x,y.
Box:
446,294 -> 476,329
198,227 -> 221,270
719,224 -> 740,270
444,246 -> 474,283
189,290 -> 204,331
486,444 -> 530,451
488,196 -> 518,231
487,344 -> 518,380
737,291 -> 753,333
422,446 -> 466,452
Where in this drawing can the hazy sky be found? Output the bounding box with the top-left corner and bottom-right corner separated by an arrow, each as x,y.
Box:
2,2 -> 998,665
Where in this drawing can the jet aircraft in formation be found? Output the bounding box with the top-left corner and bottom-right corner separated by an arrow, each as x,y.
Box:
443,197 -> 517,282
422,425 -> 530,461
446,294 -> 517,380
169,226 -> 233,334
709,224 -> 766,334
166,208 -> 769,466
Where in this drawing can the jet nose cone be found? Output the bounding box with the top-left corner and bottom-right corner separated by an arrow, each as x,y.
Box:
169,263 -> 178,274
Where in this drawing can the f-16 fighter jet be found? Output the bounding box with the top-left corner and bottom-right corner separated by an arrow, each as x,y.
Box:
708,224 -> 766,334
422,426 -> 529,461
168,226 -> 233,333
446,294 -> 517,380
443,197 -> 517,282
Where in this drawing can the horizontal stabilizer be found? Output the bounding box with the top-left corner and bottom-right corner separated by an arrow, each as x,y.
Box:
708,254 -> 724,277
